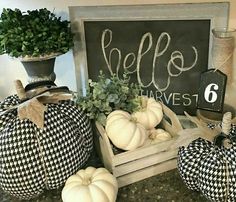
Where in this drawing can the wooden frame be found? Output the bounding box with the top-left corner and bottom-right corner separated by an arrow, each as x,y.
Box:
69,3 -> 229,96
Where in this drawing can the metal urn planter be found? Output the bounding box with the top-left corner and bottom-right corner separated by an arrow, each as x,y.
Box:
21,53 -> 60,83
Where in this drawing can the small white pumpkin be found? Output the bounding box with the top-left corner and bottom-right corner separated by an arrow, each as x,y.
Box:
61,167 -> 118,202
132,96 -> 163,129
105,110 -> 147,150
145,128 -> 172,145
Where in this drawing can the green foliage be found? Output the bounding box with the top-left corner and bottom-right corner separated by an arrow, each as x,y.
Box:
0,8 -> 73,57
77,71 -> 141,125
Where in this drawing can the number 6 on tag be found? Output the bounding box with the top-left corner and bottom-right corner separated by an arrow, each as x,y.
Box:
197,69 -> 227,112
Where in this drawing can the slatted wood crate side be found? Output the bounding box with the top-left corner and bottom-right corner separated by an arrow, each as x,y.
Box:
112,138 -> 179,166
96,121 -> 179,166
113,149 -> 178,177
117,159 -> 177,187
94,123 -> 115,172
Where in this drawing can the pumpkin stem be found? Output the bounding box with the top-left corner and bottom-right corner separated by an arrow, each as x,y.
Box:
130,115 -> 137,123
82,177 -> 92,185
148,129 -> 156,140
140,96 -> 148,109
149,133 -> 156,140
14,80 -> 27,100
222,112 -> 232,135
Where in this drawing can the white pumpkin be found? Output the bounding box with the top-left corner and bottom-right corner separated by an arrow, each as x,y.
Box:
145,128 -> 172,145
105,110 -> 147,150
133,96 -> 163,129
61,167 -> 118,202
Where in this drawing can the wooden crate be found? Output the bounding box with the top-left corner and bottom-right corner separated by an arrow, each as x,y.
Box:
94,103 -> 184,187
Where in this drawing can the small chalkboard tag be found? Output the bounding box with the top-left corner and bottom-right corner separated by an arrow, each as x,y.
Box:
197,69 -> 227,112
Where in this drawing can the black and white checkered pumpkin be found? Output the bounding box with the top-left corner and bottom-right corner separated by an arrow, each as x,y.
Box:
0,94 -> 93,200
178,123 -> 236,202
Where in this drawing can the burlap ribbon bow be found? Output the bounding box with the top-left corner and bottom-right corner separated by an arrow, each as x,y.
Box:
0,80 -> 73,129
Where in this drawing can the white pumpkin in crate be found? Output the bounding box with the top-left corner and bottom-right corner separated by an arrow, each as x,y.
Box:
132,96 -> 163,129
145,128 -> 172,145
105,110 -> 147,150
62,167 -> 118,202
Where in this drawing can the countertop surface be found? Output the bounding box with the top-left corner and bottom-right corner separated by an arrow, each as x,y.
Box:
0,151 -> 209,202
0,169 -> 209,202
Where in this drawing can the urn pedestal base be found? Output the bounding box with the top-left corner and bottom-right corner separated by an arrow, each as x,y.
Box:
21,57 -> 56,83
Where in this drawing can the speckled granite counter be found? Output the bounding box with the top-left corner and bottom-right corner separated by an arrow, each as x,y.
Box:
0,169 -> 208,202
0,146 -> 209,202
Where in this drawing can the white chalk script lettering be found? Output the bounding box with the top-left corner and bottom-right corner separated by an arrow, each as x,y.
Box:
101,28 -> 198,93
140,89 -> 198,107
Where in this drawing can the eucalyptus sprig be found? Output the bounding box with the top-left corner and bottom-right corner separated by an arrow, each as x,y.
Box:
77,71 -> 141,125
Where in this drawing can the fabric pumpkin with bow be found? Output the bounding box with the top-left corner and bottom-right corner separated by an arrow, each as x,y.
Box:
0,81 -> 93,200
178,113 -> 236,202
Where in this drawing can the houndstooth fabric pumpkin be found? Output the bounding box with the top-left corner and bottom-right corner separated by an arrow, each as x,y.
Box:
178,124 -> 236,202
0,94 -> 93,199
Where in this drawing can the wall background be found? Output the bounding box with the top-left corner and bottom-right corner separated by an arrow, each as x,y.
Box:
0,0 -> 235,100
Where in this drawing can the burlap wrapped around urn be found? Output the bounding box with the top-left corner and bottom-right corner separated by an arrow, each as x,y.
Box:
0,81 -> 93,199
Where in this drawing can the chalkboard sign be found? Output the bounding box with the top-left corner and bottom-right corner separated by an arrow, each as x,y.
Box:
69,3 -> 229,115
84,20 -> 210,115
